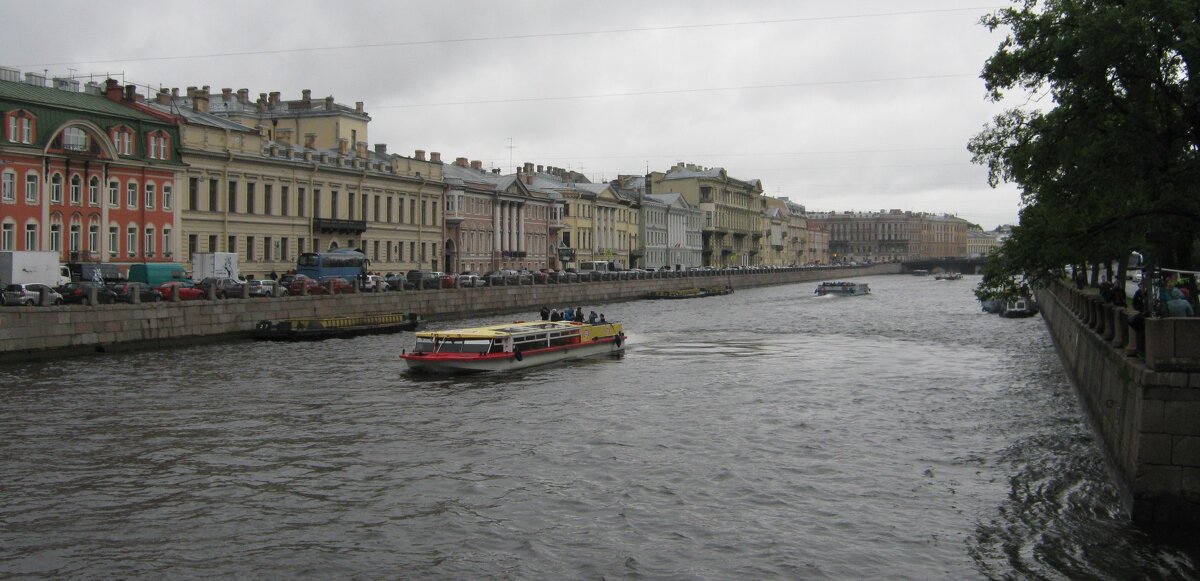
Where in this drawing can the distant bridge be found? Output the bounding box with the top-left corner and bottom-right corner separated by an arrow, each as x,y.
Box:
900,257 -> 987,275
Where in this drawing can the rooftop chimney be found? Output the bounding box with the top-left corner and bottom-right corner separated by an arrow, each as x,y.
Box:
414,150 -> 426,161
237,88 -> 249,103
430,152 -> 441,163
455,157 -> 469,167
269,91 -> 280,107
537,165 -> 544,173
156,91 -> 171,105
356,141 -> 367,157
302,89 -> 311,102
277,128 -> 293,146
222,88 -> 232,101
186,86 -> 197,98
374,143 -> 387,155
337,138 -> 349,156
193,88 -> 210,113
355,101 -> 363,114
325,96 -> 334,111
105,79 -> 124,101
471,160 -> 483,171
524,162 -> 534,175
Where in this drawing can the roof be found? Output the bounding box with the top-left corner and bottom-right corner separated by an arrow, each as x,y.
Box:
142,100 -> 255,132
0,79 -> 163,122
416,320 -> 585,339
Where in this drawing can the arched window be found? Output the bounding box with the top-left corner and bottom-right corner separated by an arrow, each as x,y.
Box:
50,174 -> 63,204
70,175 -> 82,204
24,222 -> 38,251
144,225 -> 156,257
88,176 -> 101,206
88,221 -> 100,254
126,181 -> 138,208
49,222 -> 62,253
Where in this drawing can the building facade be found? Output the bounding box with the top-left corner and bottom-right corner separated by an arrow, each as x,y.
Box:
130,85 -> 445,279
648,162 -> 764,267
0,74 -> 183,267
806,209 -> 969,263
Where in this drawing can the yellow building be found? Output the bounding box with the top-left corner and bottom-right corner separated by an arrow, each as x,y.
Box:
142,86 -> 445,279
648,163 -> 764,267
762,196 -> 808,266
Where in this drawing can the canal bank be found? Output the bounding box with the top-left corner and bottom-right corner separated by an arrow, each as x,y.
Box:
1037,280 -> 1200,526
0,264 -> 898,363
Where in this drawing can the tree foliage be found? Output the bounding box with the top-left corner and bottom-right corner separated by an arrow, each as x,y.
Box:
969,0 -> 1200,293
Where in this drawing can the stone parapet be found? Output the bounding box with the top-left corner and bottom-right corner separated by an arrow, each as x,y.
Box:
0,264 -> 899,362
1038,280 -> 1200,526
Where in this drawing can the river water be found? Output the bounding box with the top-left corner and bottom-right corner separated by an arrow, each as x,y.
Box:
1,274 -> 1197,580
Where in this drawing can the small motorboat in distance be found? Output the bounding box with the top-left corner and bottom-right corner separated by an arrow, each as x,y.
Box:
814,281 -> 871,296
400,320 -> 626,373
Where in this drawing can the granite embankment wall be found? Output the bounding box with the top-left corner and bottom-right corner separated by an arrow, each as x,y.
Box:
0,264 -> 898,363
1038,281 -> 1200,525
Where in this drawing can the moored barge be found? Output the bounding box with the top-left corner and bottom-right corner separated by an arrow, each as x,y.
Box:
254,312 -> 421,341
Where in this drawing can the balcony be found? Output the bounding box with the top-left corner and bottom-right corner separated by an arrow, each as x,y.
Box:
313,218 -> 367,234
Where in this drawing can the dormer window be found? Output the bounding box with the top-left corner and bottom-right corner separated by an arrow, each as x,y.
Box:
147,131 -> 170,160
110,126 -> 134,156
62,127 -> 88,152
5,110 -> 34,144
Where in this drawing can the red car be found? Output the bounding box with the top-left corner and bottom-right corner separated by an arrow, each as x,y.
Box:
288,275 -> 353,295
440,272 -> 458,288
157,281 -> 206,301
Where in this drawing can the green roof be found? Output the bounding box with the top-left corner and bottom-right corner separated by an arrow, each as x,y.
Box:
0,79 -> 162,122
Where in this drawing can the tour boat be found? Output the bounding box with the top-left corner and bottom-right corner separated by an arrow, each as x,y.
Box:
999,297 -> 1039,318
643,286 -> 734,300
935,272 -> 963,280
400,320 -> 626,373
814,281 -> 871,296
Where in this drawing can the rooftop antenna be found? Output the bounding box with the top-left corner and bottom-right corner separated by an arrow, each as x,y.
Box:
506,137 -> 515,174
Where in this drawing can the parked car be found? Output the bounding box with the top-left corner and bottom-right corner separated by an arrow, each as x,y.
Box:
457,271 -> 486,287
287,274 -> 323,295
156,281 -> 206,301
406,270 -> 442,290
110,282 -> 163,303
363,274 -> 386,292
383,272 -> 413,291
58,282 -> 118,305
439,272 -> 458,288
318,276 -> 355,294
2,283 -> 63,306
196,277 -> 246,299
246,279 -> 284,297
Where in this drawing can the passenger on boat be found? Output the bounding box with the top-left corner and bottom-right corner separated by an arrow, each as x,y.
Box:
588,310 -> 598,323
564,306 -> 575,321
599,314 -> 607,323
540,306 -> 550,321
574,307 -> 585,323
550,308 -> 562,322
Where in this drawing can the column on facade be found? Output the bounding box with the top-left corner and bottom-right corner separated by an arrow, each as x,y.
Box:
493,201 -> 502,257
518,203 -> 525,254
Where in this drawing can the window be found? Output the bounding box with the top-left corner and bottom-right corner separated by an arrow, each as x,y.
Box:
281,186 -> 289,217
332,191 -> 339,219
111,127 -> 133,155
108,180 -> 119,207
162,229 -> 172,257
88,224 -> 99,253
209,179 -> 219,212
264,184 -> 272,216
49,223 -> 61,252
264,236 -> 272,261
69,223 -> 81,253
7,111 -> 33,144
247,236 -> 255,261
145,183 -> 155,209
109,226 -> 119,256
188,177 -> 198,210
1,223 -> 13,250
148,132 -> 169,160
246,183 -> 255,214
70,175 -> 82,204
314,189 -> 321,218
127,226 -> 137,257
145,227 -> 155,257
188,234 -> 196,258
25,223 -> 37,250
299,187 -> 307,216
88,176 -> 100,206
163,184 -> 172,210
62,127 -> 87,152
50,174 -> 63,203
2,172 -> 13,202
228,181 -> 237,213
127,182 -> 138,208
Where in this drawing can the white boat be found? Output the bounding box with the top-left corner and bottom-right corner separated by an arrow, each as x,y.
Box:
934,272 -> 962,280
999,297 -> 1039,318
815,281 -> 871,296
400,320 -> 626,373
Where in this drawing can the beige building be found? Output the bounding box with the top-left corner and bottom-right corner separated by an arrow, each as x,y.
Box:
137,86 -> 445,278
762,196 -> 808,266
967,228 -> 1002,258
807,209 -> 969,262
648,162 -> 764,267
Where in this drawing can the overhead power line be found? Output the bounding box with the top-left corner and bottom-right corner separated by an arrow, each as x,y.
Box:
17,6 -> 1002,68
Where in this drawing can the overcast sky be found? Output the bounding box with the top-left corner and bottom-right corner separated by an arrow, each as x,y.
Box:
6,0 -> 1025,229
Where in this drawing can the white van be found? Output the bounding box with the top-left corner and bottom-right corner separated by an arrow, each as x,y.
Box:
578,260 -> 610,274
